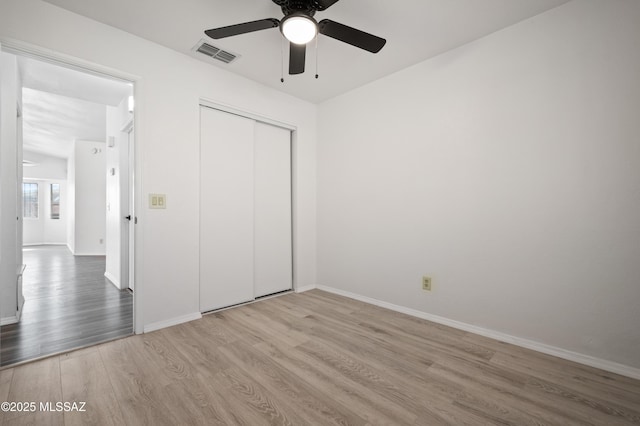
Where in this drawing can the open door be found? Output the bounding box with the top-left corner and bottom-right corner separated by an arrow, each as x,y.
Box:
126,126 -> 135,292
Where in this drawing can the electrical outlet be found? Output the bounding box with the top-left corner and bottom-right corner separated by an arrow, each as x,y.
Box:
422,276 -> 432,291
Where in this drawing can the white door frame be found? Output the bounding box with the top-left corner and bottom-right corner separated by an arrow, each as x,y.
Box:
0,37 -> 144,334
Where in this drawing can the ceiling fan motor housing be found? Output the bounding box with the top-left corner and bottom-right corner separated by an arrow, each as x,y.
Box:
272,0 -> 317,17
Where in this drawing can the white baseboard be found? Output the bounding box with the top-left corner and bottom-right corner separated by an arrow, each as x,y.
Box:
1,315 -> 18,326
143,312 -> 202,333
104,271 -> 121,289
295,284 -> 316,293
65,243 -> 104,256
316,285 -> 640,380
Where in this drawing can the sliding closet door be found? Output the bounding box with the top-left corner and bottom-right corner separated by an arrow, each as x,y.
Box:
253,122 -> 292,297
200,106 -> 255,312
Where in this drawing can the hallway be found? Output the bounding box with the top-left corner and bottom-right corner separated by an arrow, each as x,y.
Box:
1,245 -> 133,366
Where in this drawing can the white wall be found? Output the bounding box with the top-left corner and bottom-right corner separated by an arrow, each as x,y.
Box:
0,0 -> 317,329
23,150 -> 67,179
318,0 -> 640,371
69,140 -> 106,255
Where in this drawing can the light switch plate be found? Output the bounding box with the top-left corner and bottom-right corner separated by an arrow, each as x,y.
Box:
149,193 -> 166,209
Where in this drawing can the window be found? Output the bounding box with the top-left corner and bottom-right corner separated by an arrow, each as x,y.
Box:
23,182 -> 38,219
50,183 -> 60,219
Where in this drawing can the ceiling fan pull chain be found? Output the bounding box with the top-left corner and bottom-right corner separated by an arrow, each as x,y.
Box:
315,35 -> 319,79
281,36 -> 285,83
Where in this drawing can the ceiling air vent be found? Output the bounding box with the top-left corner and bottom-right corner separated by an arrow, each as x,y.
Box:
193,40 -> 239,64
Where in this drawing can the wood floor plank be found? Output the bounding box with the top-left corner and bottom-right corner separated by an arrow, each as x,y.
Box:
129,330 -> 239,425
59,347 -> 125,426
254,340 -> 419,425
3,414 -> 63,426
427,361 -> 593,426
207,311 -> 266,346
267,294 -> 316,318
523,375 -> 640,425
467,331 -> 640,391
2,289 -> 640,425
303,289 -> 373,312
299,337 -> 473,424
244,296 -> 312,330
191,313 -> 240,346
97,338 -> 180,426
157,323 -> 232,378
490,349 -> 640,409
3,357 -> 63,426
156,379 -> 232,426
351,308 -> 496,362
219,339 -> 368,426
0,368 -> 14,426
300,313 -> 437,384
221,305 -> 310,348
300,328 -> 485,424
215,366 -> 309,426
137,332 -> 194,385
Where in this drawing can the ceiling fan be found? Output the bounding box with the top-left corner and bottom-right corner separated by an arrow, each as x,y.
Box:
204,0 -> 386,76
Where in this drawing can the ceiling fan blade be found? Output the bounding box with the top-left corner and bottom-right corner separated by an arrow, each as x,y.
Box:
289,43 -> 306,75
318,19 -> 386,53
315,0 -> 340,11
205,18 -> 279,39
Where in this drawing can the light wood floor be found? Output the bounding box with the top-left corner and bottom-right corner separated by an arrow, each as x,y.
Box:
1,290 -> 639,425
0,246 -> 133,366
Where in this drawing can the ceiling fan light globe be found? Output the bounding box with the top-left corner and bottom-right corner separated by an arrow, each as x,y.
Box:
281,15 -> 317,44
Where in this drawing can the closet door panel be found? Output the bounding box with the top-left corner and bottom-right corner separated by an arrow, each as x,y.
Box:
200,106 -> 255,312
253,122 -> 292,297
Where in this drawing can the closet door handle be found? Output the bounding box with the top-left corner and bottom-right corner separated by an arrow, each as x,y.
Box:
124,215 -> 132,221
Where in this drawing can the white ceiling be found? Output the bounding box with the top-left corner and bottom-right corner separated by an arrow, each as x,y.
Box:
42,0 -> 570,103
19,55 -> 132,106
18,56 -> 132,158
22,88 -> 107,158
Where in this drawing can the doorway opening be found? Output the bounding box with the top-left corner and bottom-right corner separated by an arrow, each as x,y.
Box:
0,48 -> 136,366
